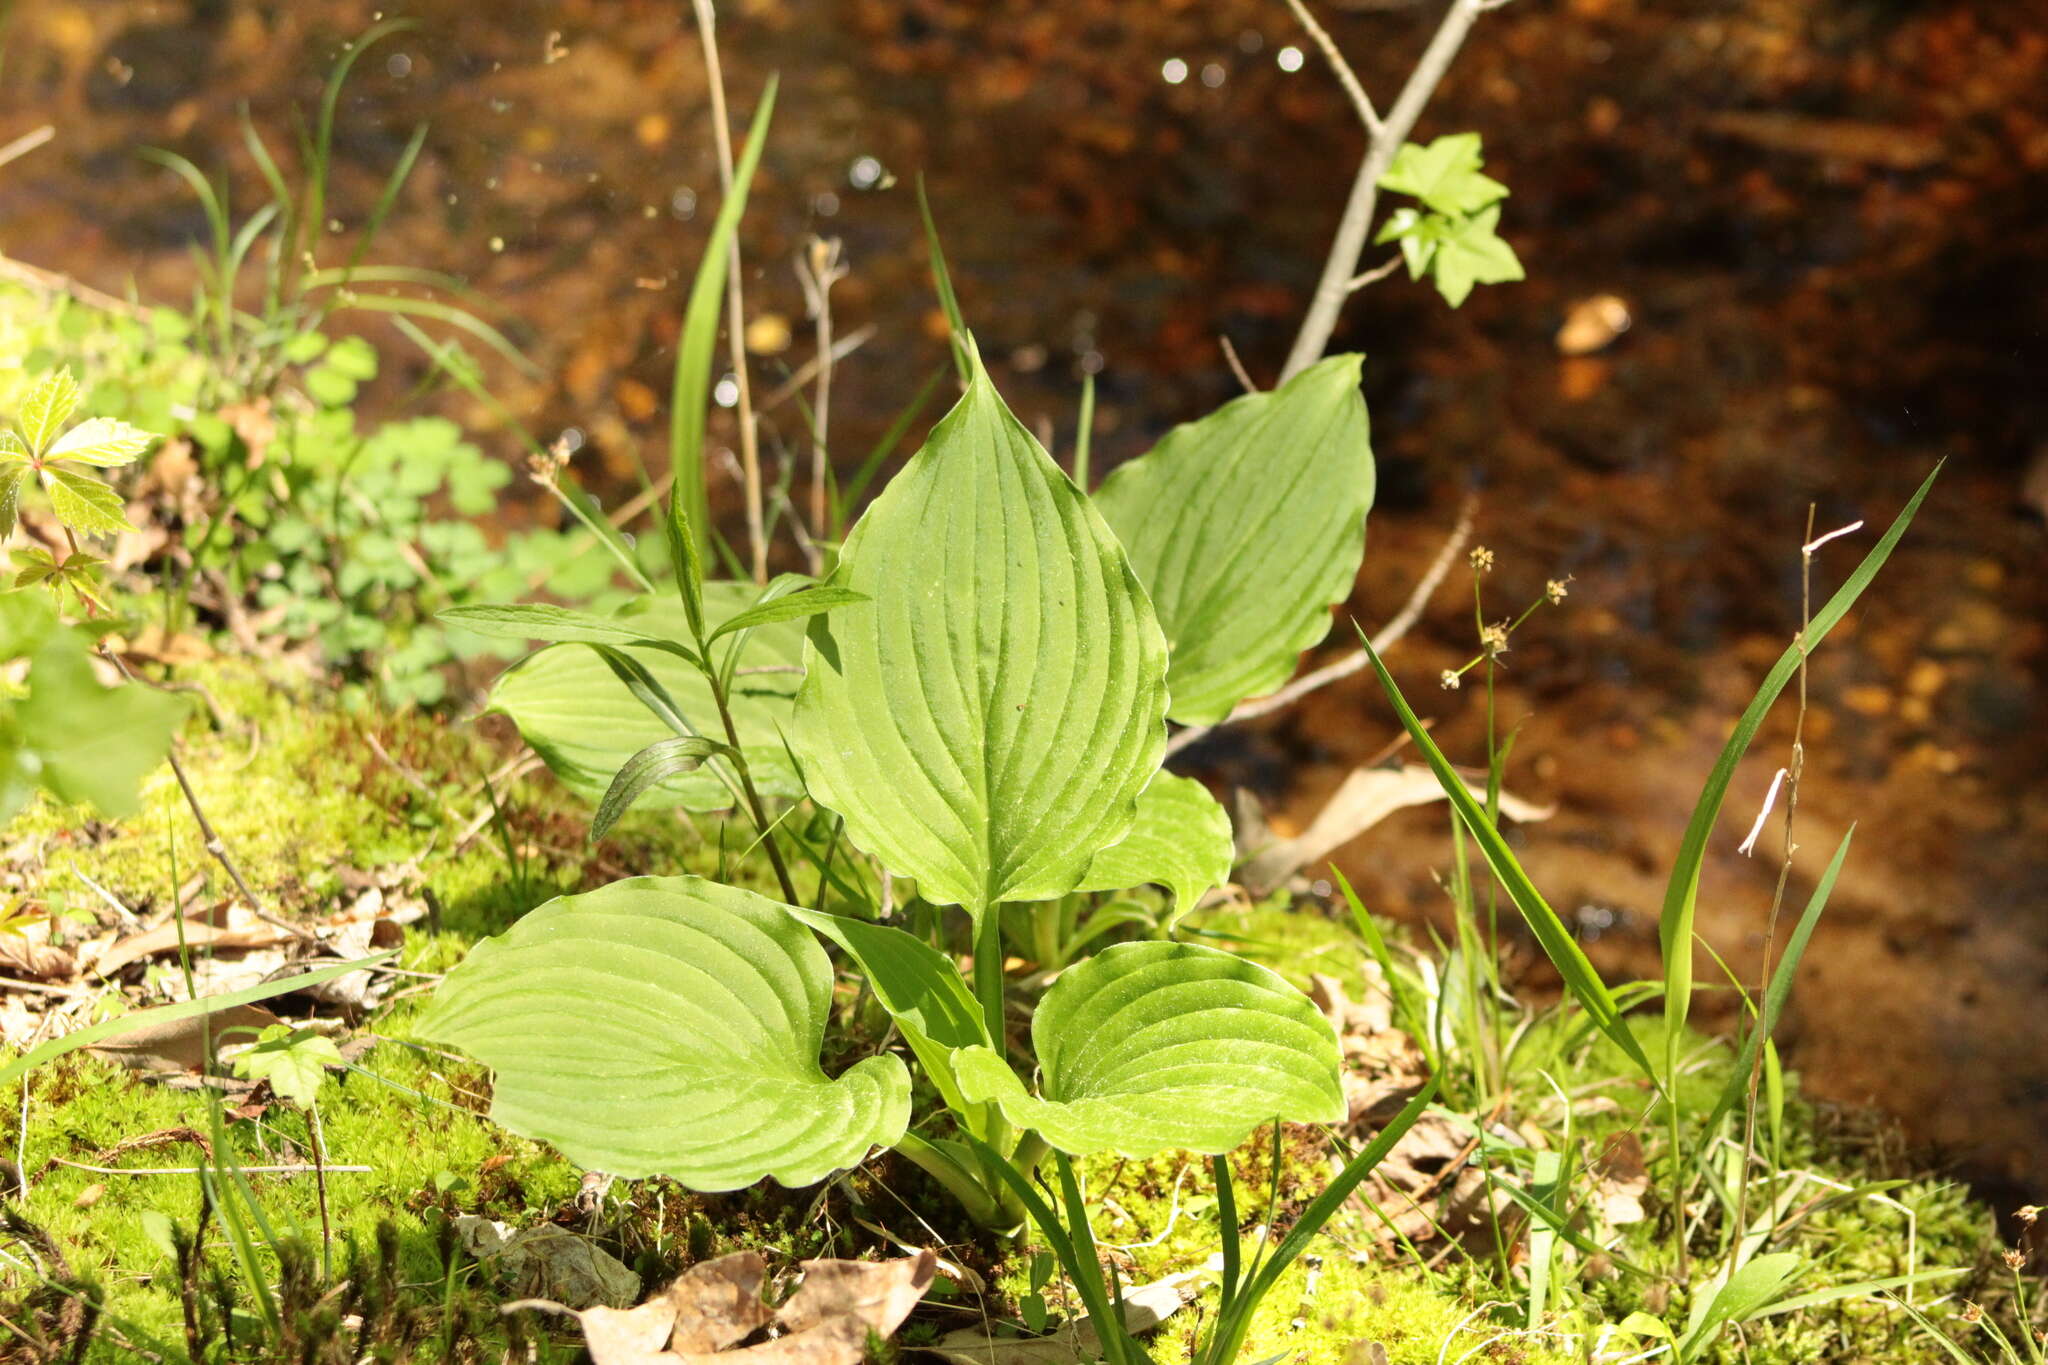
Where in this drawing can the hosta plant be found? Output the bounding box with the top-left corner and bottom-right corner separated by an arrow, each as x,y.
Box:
424,95 -> 1390,1306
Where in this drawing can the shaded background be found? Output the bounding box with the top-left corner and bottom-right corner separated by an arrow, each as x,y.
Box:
3,0 -> 2045,1194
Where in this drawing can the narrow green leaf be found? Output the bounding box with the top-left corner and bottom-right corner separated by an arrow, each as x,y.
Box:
1700,827 -> 1854,1136
488,589 -> 805,812
591,737 -> 733,841
1075,773 -> 1233,930
0,953 -> 397,1089
1095,354 -> 1373,724
45,417 -> 156,468
707,586 -> 869,643
1358,630 -> 1654,1081
791,346 -> 1168,922
915,177 -> 969,380
17,368 -> 79,456
670,76 -> 778,566
1659,465 -> 1938,1066
417,876 -> 911,1190
1681,1254 -> 1802,1357
952,940 -> 1343,1156
45,468 -> 135,536
0,468 -> 24,539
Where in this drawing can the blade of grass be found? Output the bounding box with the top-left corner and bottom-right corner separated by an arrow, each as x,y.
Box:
1357,630 -> 1655,1081
671,75 -> 779,569
915,176 -> 970,381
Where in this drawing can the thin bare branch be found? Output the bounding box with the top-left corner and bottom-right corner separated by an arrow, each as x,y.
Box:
1220,334 -> 1259,394
1162,493 -> 1476,758
691,0 -> 768,583
1282,0 -> 1493,381
0,125 -> 53,172
1283,0 -> 1382,134
1347,256 -> 1405,291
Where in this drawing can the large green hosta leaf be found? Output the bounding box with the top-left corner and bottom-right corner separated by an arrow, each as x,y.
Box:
484,584 -> 804,812
416,877 -> 909,1190
1093,354 -> 1374,725
1076,773 -> 1233,928
952,941 -> 1342,1157
790,346 -> 1169,922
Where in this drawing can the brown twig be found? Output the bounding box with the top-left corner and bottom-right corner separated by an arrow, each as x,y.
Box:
1162,494 -> 1476,757
691,0 -> 768,583
0,126 -> 54,172
796,236 -> 848,566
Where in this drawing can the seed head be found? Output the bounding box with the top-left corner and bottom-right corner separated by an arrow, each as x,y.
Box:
1439,669 -> 1461,691
1480,623 -> 1510,658
1961,1301 -> 1983,1324
2003,1248 -> 2027,1270
2016,1204 -> 2040,1228
1469,545 -> 1495,574
527,434 -> 576,487
1546,577 -> 1571,605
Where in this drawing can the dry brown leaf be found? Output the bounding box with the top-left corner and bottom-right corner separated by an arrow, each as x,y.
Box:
1592,1132 -> 1649,1226
1240,765 -> 1553,895
1554,294 -> 1632,356
94,910 -> 289,978
570,1250 -> 936,1365
0,930 -> 74,981
88,1002 -> 284,1074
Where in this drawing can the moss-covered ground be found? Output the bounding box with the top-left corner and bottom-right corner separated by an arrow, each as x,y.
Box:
0,659 -> 2021,1363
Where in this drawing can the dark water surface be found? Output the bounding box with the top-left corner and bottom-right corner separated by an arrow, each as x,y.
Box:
5,0 -> 2046,1191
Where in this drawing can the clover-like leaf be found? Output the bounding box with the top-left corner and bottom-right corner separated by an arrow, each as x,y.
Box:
45,417 -> 156,468
44,468 -> 135,537
1076,773 -> 1234,929
484,586 -> 805,812
952,940 -> 1343,1157
1093,354 -> 1373,724
790,343 -> 1169,923
16,369 -> 79,457
417,876 -> 911,1190
1377,133 -> 1508,217
231,1025 -> 343,1107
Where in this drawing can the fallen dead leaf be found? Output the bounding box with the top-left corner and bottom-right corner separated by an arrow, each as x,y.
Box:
556,1249 -> 937,1365
1554,294 -> 1632,356
88,1002 -> 284,1074
1592,1131 -> 1649,1226
1239,765 -> 1553,895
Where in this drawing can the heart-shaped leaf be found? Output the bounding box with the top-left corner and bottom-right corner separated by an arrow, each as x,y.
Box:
1093,354 -> 1373,724
417,876 -> 910,1190
790,345 -> 1169,922
952,940 -> 1342,1157
1076,773 -> 1233,928
485,586 -> 804,812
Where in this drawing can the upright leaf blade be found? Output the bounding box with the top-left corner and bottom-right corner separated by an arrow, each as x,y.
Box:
790,345 -> 1169,922
488,587 -> 804,812
1094,355 -> 1373,724
1658,465 -> 1938,1064
417,876 -> 910,1190
1359,631 -> 1654,1081
17,369 -> 79,456
670,77 -> 778,566
952,940 -> 1343,1157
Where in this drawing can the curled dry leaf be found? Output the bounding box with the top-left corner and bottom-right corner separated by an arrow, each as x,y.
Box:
1239,764 -> 1553,896
563,1248 -> 937,1365
1592,1131 -> 1650,1226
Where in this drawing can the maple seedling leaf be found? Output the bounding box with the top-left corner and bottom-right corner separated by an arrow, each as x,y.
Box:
231,1025 -> 344,1106
1378,133 -> 1510,217
1426,204 -> 1525,307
